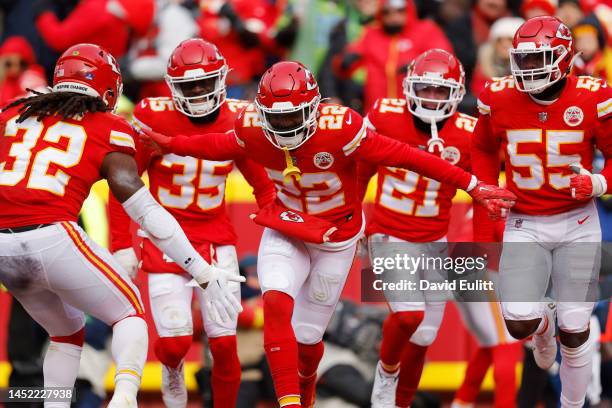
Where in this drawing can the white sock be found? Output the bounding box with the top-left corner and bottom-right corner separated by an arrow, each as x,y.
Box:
111,316 -> 148,396
560,338 -> 593,408
43,341 -> 82,408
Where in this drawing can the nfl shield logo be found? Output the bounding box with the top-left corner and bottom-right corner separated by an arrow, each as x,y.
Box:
514,219 -> 523,228
538,112 -> 548,122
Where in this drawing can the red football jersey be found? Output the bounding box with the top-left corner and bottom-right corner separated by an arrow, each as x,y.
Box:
360,98 -> 474,242
472,75 -> 612,217
0,108 -> 135,228
109,97 -> 275,273
168,103 -> 474,243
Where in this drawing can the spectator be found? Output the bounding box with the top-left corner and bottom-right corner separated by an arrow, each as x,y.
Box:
33,0 -> 155,57
0,0 -> 76,82
335,0 -> 452,111
572,13 -> 612,81
444,0 -> 511,88
319,0 -> 378,111
470,17 -> 523,97
556,0 -> 585,27
127,0 -> 199,99
197,0 -> 289,99
288,0 -> 346,77
0,36 -> 47,107
521,0 -> 557,18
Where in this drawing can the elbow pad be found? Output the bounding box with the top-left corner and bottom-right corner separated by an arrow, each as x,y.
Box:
121,187 -> 212,283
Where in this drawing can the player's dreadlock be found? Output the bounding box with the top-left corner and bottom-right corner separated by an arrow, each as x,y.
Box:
4,89 -> 110,123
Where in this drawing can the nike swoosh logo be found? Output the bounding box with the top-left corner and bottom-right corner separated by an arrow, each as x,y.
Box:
345,113 -> 352,125
577,216 -> 590,225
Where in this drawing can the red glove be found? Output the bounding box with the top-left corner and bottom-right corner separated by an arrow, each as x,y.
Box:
137,126 -> 173,155
569,163 -> 606,200
469,181 -> 516,219
250,201 -> 338,244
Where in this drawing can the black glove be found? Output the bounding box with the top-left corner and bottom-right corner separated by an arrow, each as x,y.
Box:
275,17 -> 299,48
32,0 -> 52,20
340,52 -> 361,71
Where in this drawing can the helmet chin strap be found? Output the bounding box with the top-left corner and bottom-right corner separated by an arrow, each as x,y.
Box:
427,118 -> 444,154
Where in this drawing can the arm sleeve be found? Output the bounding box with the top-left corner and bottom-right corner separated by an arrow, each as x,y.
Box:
354,129 -> 474,190
235,157 -> 276,208
35,8 -> 103,52
170,131 -> 247,161
470,113 -> 502,242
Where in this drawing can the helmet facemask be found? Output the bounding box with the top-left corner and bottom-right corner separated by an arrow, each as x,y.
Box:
510,44 -> 568,93
403,74 -> 464,123
256,95 -> 321,150
166,66 -> 228,117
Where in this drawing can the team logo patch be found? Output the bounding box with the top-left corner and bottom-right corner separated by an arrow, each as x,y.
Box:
564,106 -> 584,126
313,152 -> 334,169
280,210 -> 304,223
441,146 -> 461,165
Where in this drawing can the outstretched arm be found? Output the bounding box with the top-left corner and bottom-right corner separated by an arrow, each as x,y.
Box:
139,127 -> 246,161
102,152 -> 244,322
354,129 -> 515,213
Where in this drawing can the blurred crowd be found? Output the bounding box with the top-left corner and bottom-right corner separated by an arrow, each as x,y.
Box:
1,0 -> 612,116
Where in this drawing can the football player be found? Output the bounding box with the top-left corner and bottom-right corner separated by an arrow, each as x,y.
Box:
0,44 -> 242,408
472,16 -> 612,408
138,60 -> 516,408
109,38 -> 275,408
358,49 -> 516,408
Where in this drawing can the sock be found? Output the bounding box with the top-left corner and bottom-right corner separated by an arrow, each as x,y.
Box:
298,342 -> 324,408
111,316 -> 148,396
263,291 -> 300,407
44,328 -> 85,408
209,335 -> 241,408
560,338 -> 593,408
395,342 -> 428,407
492,344 -> 517,408
154,335 -> 192,369
380,311 -> 425,372
454,346 -> 493,404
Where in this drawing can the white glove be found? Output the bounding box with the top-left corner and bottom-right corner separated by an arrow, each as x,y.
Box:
113,248 -> 139,280
187,265 -> 245,324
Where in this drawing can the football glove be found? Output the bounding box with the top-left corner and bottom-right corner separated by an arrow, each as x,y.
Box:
569,163 -> 607,200
468,181 -> 516,219
138,126 -> 173,155
187,266 -> 244,324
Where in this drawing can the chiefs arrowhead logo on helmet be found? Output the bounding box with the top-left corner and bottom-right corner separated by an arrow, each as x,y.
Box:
280,210 -> 304,223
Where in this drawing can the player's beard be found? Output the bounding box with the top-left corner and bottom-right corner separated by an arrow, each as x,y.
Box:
529,77 -> 567,101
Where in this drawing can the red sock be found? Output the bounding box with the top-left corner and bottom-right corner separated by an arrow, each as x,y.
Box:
154,335 -> 192,369
263,291 -> 300,407
380,311 -> 425,371
492,344 -> 516,408
395,342 -> 428,407
454,346 -> 493,404
209,335 -> 241,408
298,342 -> 324,408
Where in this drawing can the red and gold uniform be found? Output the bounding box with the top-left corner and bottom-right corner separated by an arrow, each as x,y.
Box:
109,97 -> 274,272
0,108 -> 135,228
359,98 -> 474,242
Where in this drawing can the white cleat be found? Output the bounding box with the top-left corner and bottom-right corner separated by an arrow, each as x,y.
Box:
107,392 -> 138,408
371,361 -> 399,408
533,303 -> 558,370
161,362 -> 188,408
